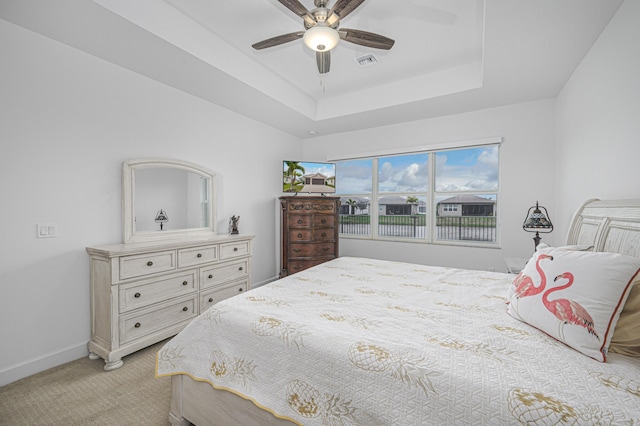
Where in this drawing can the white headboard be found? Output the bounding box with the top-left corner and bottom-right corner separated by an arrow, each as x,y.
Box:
567,198 -> 640,258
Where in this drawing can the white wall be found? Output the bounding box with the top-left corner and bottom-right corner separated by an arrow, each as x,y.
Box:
0,20 -> 301,385
555,0 -> 640,234
303,99 -> 558,271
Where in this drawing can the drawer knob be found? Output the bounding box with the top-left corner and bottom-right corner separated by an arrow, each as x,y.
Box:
134,292 -> 141,298
208,298 -> 214,303
238,267 -> 243,271
197,253 -> 202,258
297,219 -> 302,224
321,219 -> 326,224
182,281 -> 188,286
297,233 -> 303,238
323,247 -> 329,251
321,232 -> 327,237
146,261 -> 153,267
293,248 -> 301,253
208,274 -> 213,279
234,247 -> 238,251
238,288 -> 243,292
182,306 -> 188,312
134,322 -> 141,328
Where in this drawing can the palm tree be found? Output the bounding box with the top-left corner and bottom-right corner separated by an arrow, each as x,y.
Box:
346,199 -> 357,215
406,196 -> 419,204
284,161 -> 305,191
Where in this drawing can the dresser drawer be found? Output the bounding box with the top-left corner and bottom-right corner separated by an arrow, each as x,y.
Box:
289,229 -> 312,242
119,250 -> 176,280
177,244 -> 218,268
289,215 -> 312,227
289,243 -> 335,258
288,258 -> 334,275
119,296 -> 196,344
314,215 -> 335,227
201,259 -> 249,289
119,270 -> 197,313
220,241 -> 250,260
200,279 -> 248,312
314,228 -> 335,241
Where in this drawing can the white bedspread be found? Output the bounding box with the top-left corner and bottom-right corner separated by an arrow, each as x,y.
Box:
157,257 -> 640,425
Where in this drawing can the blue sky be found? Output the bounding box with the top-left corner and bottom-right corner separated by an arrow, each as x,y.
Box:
336,145 -> 499,194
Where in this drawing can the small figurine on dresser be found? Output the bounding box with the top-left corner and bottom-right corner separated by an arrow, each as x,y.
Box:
230,215 -> 240,234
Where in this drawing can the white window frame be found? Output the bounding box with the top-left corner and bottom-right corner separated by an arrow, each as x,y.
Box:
330,137 -> 502,248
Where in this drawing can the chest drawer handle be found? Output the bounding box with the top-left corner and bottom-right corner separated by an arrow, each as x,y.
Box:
321,232 -> 327,237
238,266 -> 243,271
208,297 -> 214,303
234,247 -> 238,252
297,233 -> 303,238
134,292 -> 141,298
293,248 -> 301,253
182,281 -> 188,286
134,322 -> 141,328
146,261 -> 153,267
197,253 -> 202,258
321,219 -> 326,224
322,247 -> 329,251
182,306 -> 188,312
297,219 -> 302,224
208,274 -> 213,279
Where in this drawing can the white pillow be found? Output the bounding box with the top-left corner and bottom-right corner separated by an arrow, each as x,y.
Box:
506,246 -> 640,362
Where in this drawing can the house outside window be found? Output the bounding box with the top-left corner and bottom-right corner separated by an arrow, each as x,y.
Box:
335,142 -> 500,246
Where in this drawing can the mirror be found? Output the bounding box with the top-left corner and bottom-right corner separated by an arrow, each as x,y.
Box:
123,159 -> 217,243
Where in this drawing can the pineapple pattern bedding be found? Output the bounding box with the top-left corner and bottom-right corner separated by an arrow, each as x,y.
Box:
156,257 -> 640,425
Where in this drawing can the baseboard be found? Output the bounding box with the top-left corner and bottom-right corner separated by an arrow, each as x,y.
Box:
252,275 -> 279,289
0,342 -> 88,387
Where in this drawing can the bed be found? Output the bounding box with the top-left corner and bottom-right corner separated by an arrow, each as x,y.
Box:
156,198 -> 640,425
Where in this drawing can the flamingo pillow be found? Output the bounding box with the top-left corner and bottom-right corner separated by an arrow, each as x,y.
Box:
506,246 -> 640,362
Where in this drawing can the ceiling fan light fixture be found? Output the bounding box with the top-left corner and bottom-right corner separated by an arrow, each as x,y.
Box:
303,24 -> 340,52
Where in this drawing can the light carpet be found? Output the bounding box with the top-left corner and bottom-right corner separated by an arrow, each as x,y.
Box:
0,340 -> 171,425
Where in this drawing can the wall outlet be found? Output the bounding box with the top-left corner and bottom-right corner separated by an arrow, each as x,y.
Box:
37,223 -> 58,238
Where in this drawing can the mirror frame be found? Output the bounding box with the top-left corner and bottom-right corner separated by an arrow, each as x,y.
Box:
123,158 -> 217,243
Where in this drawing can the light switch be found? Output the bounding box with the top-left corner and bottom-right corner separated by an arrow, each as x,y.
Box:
37,223 -> 57,238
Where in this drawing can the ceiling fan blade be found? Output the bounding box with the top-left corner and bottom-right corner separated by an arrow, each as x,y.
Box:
252,32 -> 304,50
277,0 -> 316,26
316,51 -> 331,74
339,28 -> 395,50
327,0 -> 365,24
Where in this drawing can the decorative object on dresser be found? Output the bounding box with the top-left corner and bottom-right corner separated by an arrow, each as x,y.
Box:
230,215 -> 240,235
86,158 -> 254,371
522,200 -> 553,250
279,195 -> 340,277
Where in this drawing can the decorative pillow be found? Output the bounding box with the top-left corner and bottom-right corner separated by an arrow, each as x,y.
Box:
506,246 -> 640,362
609,278 -> 640,356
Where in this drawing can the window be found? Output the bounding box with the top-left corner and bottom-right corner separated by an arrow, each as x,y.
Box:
335,143 -> 499,246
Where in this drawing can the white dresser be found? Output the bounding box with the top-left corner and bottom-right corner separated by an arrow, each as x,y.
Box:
86,234 -> 253,371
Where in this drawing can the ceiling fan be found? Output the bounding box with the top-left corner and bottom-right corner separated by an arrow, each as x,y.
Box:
252,0 -> 395,74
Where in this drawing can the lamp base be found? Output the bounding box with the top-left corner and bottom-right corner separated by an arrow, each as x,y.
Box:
533,232 -> 541,251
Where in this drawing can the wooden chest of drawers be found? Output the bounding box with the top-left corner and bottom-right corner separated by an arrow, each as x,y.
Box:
280,196 -> 340,277
86,234 -> 253,371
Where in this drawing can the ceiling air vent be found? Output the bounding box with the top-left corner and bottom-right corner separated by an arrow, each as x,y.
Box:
354,53 -> 380,68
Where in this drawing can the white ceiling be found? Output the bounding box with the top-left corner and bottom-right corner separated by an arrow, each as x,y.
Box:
0,0 -> 623,138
